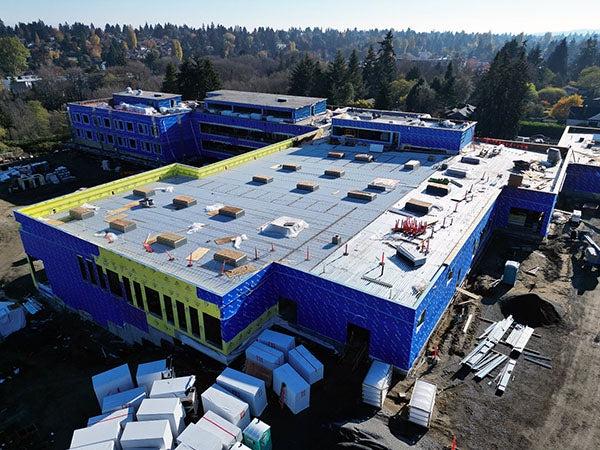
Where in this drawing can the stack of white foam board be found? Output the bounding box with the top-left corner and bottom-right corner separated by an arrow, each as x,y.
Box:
137,397 -> 185,437
216,368 -> 267,416
136,359 -> 172,394
120,420 -> 172,449
68,442 -> 115,450
101,387 -> 146,414
408,380 -> 437,428
362,360 -> 392,408
69,420 -> 122,449
272,363 -> 310,414
150,376 -> 195,401
242,419 -> 272,450
92,364 -> 134,407
257,330 -> 295,358
245,342 -> 284,371
196,410 -> 242,450
87,407 -> 135,429
176,423 -> 221,450
201,384 -> 251,429
288,345 -> 324,385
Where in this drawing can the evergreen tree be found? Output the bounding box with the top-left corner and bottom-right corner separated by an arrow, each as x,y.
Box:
406,66 -> 421,81
161,62 -> 178,93
574,37 -> 598,76
376,30 -> 397,84
546,38 -> 568,81
374,78 -> 393,109
527,44 -> 543,85
474,39 -> 530,139
347,49 -> 364,99
405,78 -> 437,113
440,62 -> 458,108
289,54 -> 316,96
102,38 -> 126,66
327,50 -> 349,105
176,57 -> 222,100
362,45 -> 378,98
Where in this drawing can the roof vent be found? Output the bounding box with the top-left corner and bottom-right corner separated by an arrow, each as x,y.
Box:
277,98 -> 288,103
109,218 -> 136,233
281,163 -> 301,171
156,232 -> 187,248
347,190 -> 377,202
133,186 -> 155,198
405,198 -> 433,214
172,195 -> 197,209
218,205 -> 245,218
214,249 -> 248,267
69,207 -> 94,220
324,168 -> 345,178
355,153 -> 374,162
252,175 -> 273,184
296,181 -> 319,192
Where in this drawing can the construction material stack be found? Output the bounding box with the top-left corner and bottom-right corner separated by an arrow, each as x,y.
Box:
120,420 -> 173,449
408,380 -> 437,428
216,368 -> 268,416
272,363 -> 310,414
136,359 -> 172,394
362,360 -> 392,408
287,345 -> 324,385
201,384 -> 251,429
242,419 -> 272,450
137,397 -> 185,438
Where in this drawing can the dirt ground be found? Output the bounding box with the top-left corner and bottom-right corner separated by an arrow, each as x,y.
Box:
1,150 -> 600,450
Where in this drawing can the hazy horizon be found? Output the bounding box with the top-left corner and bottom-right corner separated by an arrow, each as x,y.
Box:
2,0 -> 599,35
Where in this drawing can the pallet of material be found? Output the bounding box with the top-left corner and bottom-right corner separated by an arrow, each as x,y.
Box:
214,248 -> 248,267
69,207 -> 94,220
368,178 -> 399,191
324,168 -> 345,178
508,173 -> 523,187
404,198 -> 433,214
219,205 -> 245,218
296,181 -> 319,191
252,175 -> 273,184
156,232 -> 187,249
328,151 -> 345,159
281,163 -> 301,171
201,384 -> 251,429
446,167 -> 468,178
216,368 -> 268,417
109,218 -> 136,233
225,264 -> 257,278
133,186 -> 155,198
355,153 -> 374,162
426,181 -> 451,196
172,195 -> 197,209
348,190 -> 377,202
461,156 -> 481,165
404,160 -> 421,170
214,235 -> 236,245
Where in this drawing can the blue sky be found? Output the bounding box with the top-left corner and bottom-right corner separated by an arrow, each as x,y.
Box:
2,0 -> 599,33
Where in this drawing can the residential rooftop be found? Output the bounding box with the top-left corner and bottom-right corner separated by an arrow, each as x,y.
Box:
559,125 -> 600,167
335,108 -> 476,131
205,90 -> 326,110
39,139 -> 562,306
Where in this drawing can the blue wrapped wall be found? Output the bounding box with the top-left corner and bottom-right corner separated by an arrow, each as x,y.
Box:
562,163 -> 600,197
491,186 -> 557,236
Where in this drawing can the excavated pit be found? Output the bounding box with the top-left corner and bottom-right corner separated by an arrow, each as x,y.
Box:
500,293 -> 563,328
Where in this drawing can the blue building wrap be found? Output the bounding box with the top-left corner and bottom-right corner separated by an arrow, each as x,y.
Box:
562,163 -> 600,197
492,187 -> 557,236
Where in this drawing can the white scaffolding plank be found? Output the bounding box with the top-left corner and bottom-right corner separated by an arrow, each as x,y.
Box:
497,359 -> 516,393
474,354 -> 508,380
513,327 -> 534,354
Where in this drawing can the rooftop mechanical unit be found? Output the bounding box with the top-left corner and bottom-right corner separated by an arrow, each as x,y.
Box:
133,186 -> 155,198
252,175 -> 273,184
296,181 -> 319,191
172,195 -> 197,209
405,198 -> 433,214
69,207 -> 94,220
109,218 -> 137,233
156,232 -> 187,249
348,190 -> 377,202
446,167 -> 468,178
404,160 -> 421,170
461,156 -> 481,165
426,182 -> 451,196
214,249 -> 248,267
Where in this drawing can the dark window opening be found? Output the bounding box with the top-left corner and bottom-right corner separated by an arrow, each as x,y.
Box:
82,114 -> 90,124
417,309 -> 426,330
163,295 -> 175,325
176,300 -> 188,331
122,276 -> 134,305
126,122 -> 134,132
104,118 -> 111,128
144,286 -> 162,318
97,266 -> 107,289
332,126 -> 390,143
77,255 -> 88,281
278,298 -> 297,324
189,307 -> 201,338
28,255 -> 48,285
107,134 -> 114,144
106,269 -> 122,297
203,312 -> 222,349
85,130 -> 93,139
507,207 -> 544,232
133,281 -> 143,308
86,260 -> 97,285
346,323 -> 370,349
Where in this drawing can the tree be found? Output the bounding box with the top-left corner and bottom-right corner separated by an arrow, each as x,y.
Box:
289,54 -> 317,96
103,39 -> 126,66
376,31 -> 397,85
574,38 -> 598,76
546,38 -> 568,81
172,39 -> 183,62
125,25 -> 137,49
439,62 -> 458,108
362,45 -> 378,98
405,78 -> 437,113
327,50 -> 349,105
406,66 -> 421,81
473,39 -> 530,139
162,62 -> 178,93
389,78 -> 415,108
347,49 -> 363,99
550,94 -> 583,120
374,78 -> 393,109
537,87 -> 567,105
574,66 -> 600,97
176,57 -> 221,100
0,36 -> 30,76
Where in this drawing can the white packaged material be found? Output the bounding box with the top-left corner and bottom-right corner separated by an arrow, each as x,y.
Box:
136,359 -> 172,394
101,387 -> 146,414
70,420 -> 122,450
362,360 -> 392,408
242,419 -> 272,450
92,364 -> 134,406
196,410 -> 242,450
216,368 -> 267,416
120,420 -> 172,449
408,379 -> 437,428
150,376 -> 196,401
137,397 -> 185,437
201,384 -> 251,429
257,330 -> 295,357
231,443 -> 252,450
176,423 -> 221,450
245,341 -> 284,371
288,345 -> 324,384
87,407 -> 135,429
68,442 -> 115,450
272,364 -> 310,414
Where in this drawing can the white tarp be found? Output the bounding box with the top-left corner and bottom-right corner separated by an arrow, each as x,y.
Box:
201,384 -> 251,430
257,329 -> 295,357
137,397 -> 185,437
120,420 -> 172,449
288,345 -> 324,385
136,359 -> 172,394
216,368 -> 267,416
245,341 -> 284,371
272,363 -> 310,414
91,364 -> 134,407
101,386 -> 146,414
261,217 -> 309,238
0,301 -> 26,338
